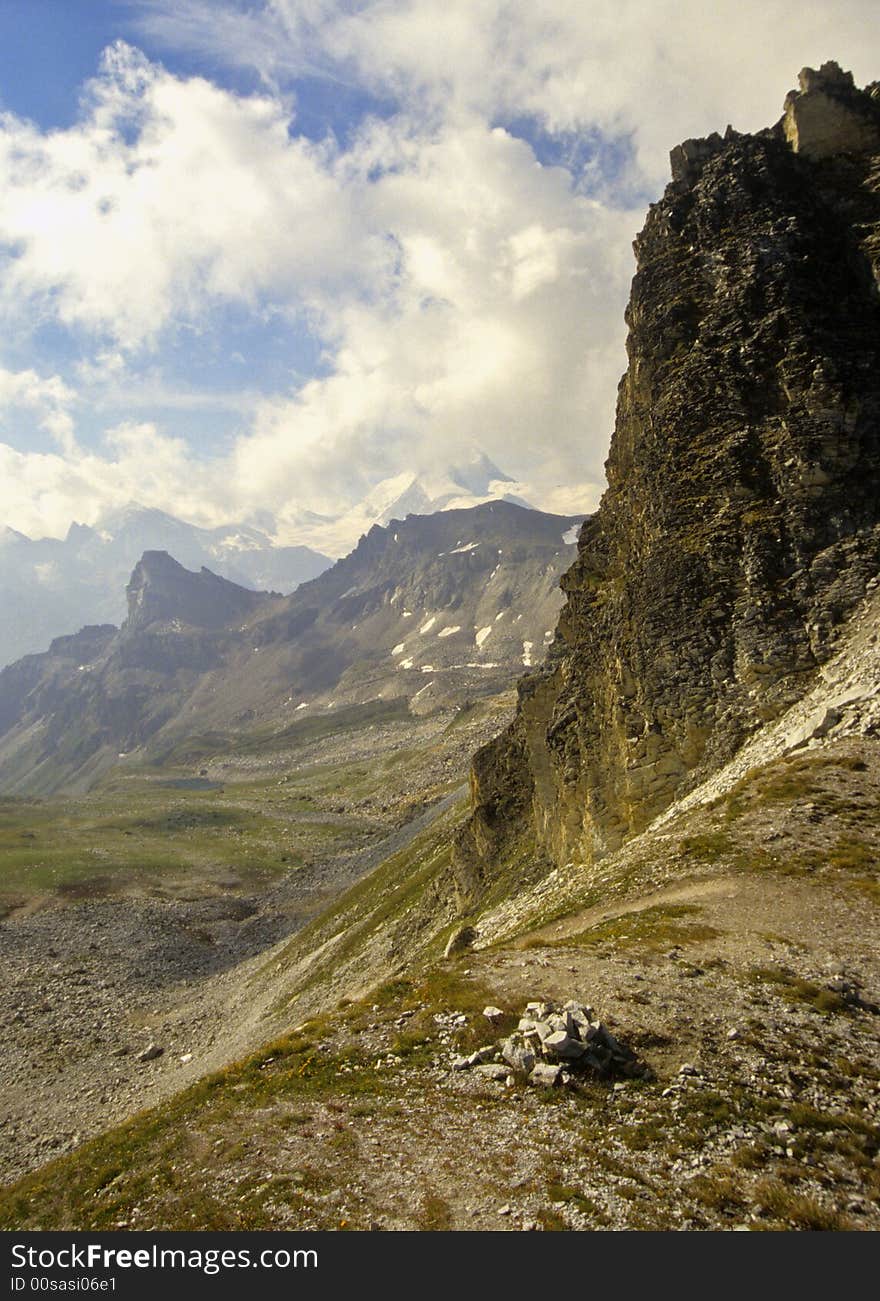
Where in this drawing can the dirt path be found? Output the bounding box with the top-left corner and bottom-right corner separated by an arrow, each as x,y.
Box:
524,876 -> 744,945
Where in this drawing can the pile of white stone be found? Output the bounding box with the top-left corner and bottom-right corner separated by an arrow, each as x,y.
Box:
452,999 -> 641,1087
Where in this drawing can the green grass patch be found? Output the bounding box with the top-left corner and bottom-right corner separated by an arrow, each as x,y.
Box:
749,967 -> 849,1016
416,1193 -> 454,1230
547,1183 -> 602,1216
689,1172 -> 746,1215
0,770 -> 386,905
852,875 -> 880,904
679,831 -> 734,862
556,904 -> 719,954
720,750 -> 879,828
753,1179 -> 850,1231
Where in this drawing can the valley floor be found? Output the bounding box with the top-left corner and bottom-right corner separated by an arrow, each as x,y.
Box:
2,861 -> 878,1231
1,729 -> 879,1231
0,695 -> 509,1186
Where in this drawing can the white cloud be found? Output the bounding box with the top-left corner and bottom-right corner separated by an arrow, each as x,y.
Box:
0,41 -> 378,349
221,115 -> 636,524
0,419 -> 210,539
137,1 -> 880,185
0,366 -> 78,456
3,2 -> 880,540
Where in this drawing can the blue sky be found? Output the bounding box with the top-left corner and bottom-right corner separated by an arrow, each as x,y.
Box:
0,1 -> 877,545
0,1 -> 341,458
0,1 -> 126,129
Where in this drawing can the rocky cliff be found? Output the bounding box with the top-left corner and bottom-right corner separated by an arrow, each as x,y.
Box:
457,63 -> 880,897
125,551 -> 271,633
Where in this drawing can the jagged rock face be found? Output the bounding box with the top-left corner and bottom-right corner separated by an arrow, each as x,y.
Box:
782,61 -> 880,159
125,551 -> 268,633
118,551 -> 275,674
0,626 -> 116,738
458,67 -> 880,891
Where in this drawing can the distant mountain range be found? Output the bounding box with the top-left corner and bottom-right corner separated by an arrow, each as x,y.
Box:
0,506 -> 331,669
0,500 -> 585,795
282,451 -> 534,556
0,451 -> 583,668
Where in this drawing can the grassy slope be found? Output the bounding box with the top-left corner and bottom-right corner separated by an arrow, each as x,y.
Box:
2,740 -> 879,1231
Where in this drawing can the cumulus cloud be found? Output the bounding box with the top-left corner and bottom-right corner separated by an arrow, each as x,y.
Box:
223,116 -> 637,525
137,0 -> 880,186
0,419 -> 226,539
3,1 -> 879,540
0,366 -> 78,456
0,40 -> 379,348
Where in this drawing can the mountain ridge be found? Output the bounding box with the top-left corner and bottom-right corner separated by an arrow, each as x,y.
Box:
0,450 -> 596,670
0,500 -> 584,796
0,505 -> 332,669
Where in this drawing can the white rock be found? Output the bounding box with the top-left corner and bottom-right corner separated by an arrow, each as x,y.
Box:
542,1031 -> 585,1061
473,1064 -> 508,1081
500,1037 -> 536,1075
529,1062 -> 563,1088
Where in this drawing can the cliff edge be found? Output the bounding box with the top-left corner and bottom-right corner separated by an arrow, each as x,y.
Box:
456,63 -> 880,900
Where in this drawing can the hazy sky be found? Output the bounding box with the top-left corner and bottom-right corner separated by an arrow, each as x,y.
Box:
1,0 -> 878,539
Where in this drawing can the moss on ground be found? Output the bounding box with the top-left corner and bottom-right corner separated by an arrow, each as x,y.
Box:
749,966 -> 851,1016
544,904 -> 720,954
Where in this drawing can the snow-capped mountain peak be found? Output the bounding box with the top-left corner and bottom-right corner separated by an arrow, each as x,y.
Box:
280,453 -> 533,556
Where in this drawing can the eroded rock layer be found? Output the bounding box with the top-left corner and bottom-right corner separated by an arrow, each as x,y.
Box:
457,64 -> 880,895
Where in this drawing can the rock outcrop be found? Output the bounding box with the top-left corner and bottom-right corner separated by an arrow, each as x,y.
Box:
451,998 -> 643,1086
125,550 -> 270,633
782,61 -> 880,159
456,65 -> 880,897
